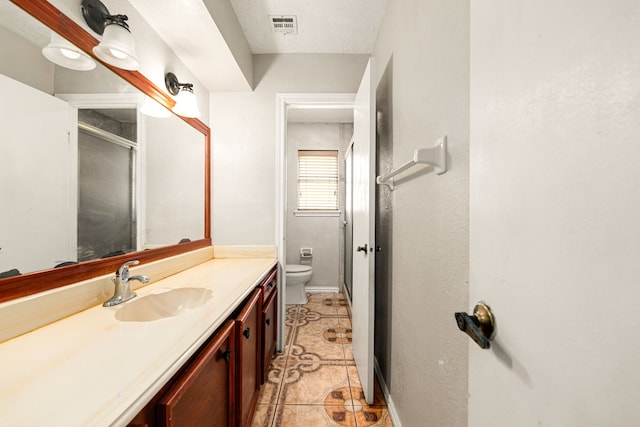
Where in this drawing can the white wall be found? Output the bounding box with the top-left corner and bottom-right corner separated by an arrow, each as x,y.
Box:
144,114 -> 205,246
469,1 -> 640,425
210,54 -> 369,244
0,24 -> 53,93
286,123 -> 351,288
372,0 -> 470,426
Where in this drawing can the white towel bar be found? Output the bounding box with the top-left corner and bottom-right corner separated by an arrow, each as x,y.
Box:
376,136 -> 447,190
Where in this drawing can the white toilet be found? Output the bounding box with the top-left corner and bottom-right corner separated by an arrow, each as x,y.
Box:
285,264 -> 311,304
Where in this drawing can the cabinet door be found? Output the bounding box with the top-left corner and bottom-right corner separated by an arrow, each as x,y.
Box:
235,288 -> 261,427
158,320 -> 235,427
261,289 -> 278,384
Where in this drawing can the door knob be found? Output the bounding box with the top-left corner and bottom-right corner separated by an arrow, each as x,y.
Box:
454,302 -> 495,349
356,244 -> 368,253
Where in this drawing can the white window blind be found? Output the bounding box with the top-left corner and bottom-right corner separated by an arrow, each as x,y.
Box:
297,150 -> 339,210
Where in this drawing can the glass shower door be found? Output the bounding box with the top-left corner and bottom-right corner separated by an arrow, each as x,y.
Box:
344,141 -> 354,301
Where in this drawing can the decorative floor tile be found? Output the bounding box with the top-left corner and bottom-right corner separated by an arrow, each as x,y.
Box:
338,316 -> 352,330
251,404 -> 276,427
292,317 -> 347,361
257,361 -> 286,405
279,363 -> 350,405
275,404 -> 357,427
303,294 -> 343,317
343,343 -> 355,363
254,291 -> 392,427
346,366 -> 387,407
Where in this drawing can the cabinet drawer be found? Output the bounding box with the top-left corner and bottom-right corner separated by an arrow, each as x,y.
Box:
157,320 -> 235,427
259,267 -> 277,303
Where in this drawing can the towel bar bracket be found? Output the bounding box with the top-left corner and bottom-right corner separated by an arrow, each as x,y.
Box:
376,175 -> 396,191
376,136 -> 448,191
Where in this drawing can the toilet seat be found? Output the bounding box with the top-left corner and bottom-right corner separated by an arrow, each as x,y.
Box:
286,264 -> 311,274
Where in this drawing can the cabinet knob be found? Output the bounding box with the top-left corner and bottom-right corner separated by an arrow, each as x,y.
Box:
265,318 -> 271,326
243,327 -> 251,339
222,348 -> 232,362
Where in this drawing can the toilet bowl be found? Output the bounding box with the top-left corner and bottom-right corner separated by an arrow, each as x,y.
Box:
285,264 -> 311,304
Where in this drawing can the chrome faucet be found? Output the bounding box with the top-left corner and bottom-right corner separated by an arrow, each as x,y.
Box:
103,260 -> 150,307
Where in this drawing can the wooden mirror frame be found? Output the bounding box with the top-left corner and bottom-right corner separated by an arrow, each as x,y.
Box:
0,0 -> 211,304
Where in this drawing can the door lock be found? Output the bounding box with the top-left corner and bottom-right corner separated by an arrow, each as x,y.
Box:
356,244 -> 368,253
454,302 -> 496,349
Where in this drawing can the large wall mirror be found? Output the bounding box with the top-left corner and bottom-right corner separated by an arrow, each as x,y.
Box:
0,0 -> 211,303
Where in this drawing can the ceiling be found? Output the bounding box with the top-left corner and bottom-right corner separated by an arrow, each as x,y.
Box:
129,0 -> 389,92
3,0 -> 387,121
229,0 -> 389,54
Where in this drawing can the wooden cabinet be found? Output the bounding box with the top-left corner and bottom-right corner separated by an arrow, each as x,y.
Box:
157,320 -> 235,427
259,268 -> 278,384
234,288 -> 261,427
126,265 -> 278,427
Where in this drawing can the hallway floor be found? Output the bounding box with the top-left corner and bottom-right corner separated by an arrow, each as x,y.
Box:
251,293 -> 393,427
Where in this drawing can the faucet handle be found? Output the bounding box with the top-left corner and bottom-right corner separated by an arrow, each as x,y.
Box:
117,260 -> 140,280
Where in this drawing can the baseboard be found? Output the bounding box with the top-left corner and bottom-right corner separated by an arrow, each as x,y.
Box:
305,285 -> 340,293
374,357 -> 402,427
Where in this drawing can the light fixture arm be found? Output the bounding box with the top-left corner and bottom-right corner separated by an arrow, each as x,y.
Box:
165,72 -> 193,95
104,14 -> 130,31
82,0 -> 131,35
164,72 -> 201,118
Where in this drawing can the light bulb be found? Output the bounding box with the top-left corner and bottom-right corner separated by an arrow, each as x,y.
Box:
109,48 -> 128,59
60,48 -> 81,59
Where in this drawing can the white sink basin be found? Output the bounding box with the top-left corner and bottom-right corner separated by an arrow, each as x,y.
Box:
115,287 -> 212,322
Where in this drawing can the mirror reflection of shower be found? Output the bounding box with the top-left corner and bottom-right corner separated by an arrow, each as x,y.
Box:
77,108 -> 137,261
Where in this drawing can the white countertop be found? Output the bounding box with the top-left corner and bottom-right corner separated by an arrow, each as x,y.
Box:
0,257 -> 277,427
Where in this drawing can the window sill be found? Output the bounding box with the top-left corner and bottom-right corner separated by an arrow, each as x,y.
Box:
293,210 -> 342,217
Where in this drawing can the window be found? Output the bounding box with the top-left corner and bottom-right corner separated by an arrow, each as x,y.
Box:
297,150 -> 339,210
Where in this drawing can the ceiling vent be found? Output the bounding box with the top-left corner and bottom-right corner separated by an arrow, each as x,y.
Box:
270,15 -> 297,34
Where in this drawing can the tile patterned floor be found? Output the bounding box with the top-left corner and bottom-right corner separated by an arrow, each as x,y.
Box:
252,293 -> 393,427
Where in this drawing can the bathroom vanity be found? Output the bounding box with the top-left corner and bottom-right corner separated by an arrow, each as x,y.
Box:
0,3 -> 279,425
0,249 -> 278,427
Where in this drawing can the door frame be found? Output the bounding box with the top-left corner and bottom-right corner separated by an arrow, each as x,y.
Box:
275,93 -> 356,350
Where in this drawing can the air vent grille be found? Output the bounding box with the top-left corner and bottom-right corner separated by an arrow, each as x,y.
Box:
270,15 -> 297,34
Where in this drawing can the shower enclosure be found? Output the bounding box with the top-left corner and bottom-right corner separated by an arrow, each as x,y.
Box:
343,141 -> 354,301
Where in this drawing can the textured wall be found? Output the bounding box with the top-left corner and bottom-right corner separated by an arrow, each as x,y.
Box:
373,0 -> 470,425
210,54 -> 369,245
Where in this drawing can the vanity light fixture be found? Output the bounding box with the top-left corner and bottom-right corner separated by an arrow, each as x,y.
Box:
42,32 -> 96,71
81,0 -> 140,71
140,96 -> 171,118
165,72 -> 201,118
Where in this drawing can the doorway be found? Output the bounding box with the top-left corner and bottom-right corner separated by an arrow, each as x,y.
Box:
276,93 -> 356,350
